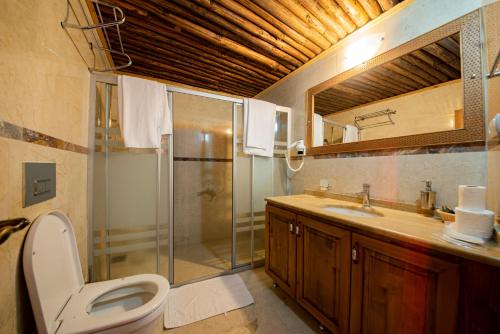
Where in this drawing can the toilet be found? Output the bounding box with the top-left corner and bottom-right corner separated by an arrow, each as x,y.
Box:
23,211 -> 169,334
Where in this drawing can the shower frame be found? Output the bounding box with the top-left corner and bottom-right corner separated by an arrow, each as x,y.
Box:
87,73 -> 291,285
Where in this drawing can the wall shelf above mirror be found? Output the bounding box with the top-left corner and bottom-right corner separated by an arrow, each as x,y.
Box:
306,11 -> 485,155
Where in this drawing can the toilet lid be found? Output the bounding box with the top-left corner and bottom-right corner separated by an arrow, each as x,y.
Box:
23,211 -> 84,334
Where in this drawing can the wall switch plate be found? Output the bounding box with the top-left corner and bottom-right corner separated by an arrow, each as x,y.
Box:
320,179 -> 330,190
23,162 -> 56,207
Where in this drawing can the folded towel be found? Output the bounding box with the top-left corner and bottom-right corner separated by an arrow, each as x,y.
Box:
243,98 -> 276,157
313,113 -> 324,146
118,75 -> 172,148
343,125 -> 359,143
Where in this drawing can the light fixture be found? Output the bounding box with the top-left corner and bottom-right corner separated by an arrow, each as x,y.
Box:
344,33 -> 385,68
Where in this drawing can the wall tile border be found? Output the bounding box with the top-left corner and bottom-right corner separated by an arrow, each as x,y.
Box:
0,120 -> 88,154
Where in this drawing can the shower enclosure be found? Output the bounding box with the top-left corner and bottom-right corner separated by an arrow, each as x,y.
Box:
88,74 -> 290,285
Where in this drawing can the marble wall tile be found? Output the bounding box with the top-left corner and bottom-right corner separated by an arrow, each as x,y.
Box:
0,0 -> 91,332
292,151 -> 487,208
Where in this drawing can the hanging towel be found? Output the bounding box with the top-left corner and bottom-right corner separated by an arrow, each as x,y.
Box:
243,98 -> 276,157
343,125 -> 359,143
118,75 -> 172,148
313,113 -> 324,146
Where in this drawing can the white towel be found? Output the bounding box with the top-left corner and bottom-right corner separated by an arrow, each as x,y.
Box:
343,125 -> 359,143
313,113 -> 324,146
243,98 -> 276,157
118,75 -> 172,148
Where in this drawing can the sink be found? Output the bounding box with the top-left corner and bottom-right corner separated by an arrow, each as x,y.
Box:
322,205 -> 383,218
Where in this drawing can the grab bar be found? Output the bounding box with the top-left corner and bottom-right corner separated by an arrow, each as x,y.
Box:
0,218 -> 31,245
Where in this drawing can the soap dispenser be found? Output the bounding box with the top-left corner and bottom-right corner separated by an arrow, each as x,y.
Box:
420,180 -> 436,216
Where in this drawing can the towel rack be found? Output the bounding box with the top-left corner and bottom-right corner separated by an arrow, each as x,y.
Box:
0,218 -> 31,245
487,48 -> 500,79
354,109 -> 397,130
61,0 -> 132,72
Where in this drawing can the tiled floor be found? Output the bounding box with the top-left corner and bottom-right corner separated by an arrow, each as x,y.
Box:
155,267 -> 323,334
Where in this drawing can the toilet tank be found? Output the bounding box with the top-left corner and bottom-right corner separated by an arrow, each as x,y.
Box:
23,211 -> 84,334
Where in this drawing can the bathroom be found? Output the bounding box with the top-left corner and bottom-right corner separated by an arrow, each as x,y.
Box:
0,0 -> 499,333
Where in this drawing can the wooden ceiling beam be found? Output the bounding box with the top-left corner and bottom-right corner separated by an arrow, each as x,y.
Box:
171,0 -> 304,69
317,0 -> 357,33
358,0 -> 382,19
193,0 -> 310,63
401,54 -> 450,82
372,66 -> 424,90
344,77 -> 399,97
114,30 -> 274,87
356,72 -> 407,94
113,0 -> 291,74
437,36 -> 460,56
422,43 -> 461,70
122,15 -> 283,82
386,60 -> 438,86
318,90 -> 367,106
215,0 -> 317,59
235,0 -> 323,54
275,0 -> 340,44
350,75 -> 407,95
340,81 -> 392,100
252,0 -> 332,50
296,0 -> 348,39
336,0 -> 370,27
410,49 -> 460,79
118,41 -> 268,90
377,0 -> 400,11
127,66 -> 259,96
335,82 -> 387,101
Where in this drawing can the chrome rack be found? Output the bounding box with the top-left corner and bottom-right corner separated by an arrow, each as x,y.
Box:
354,109 -> 397,130
61,0 -> 132,72
487,49 -> 500,79
0,218 -> 30,245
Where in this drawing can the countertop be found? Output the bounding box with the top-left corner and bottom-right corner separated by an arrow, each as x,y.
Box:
265,194 -> 500,267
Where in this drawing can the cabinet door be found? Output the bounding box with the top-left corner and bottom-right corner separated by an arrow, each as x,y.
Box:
350,233 -> 459,334
296,215 -> 351,334
265,205 -> 297,297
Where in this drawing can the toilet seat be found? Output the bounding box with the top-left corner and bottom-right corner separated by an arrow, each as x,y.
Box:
23,211 -> 169,334
58,274 -> 169,334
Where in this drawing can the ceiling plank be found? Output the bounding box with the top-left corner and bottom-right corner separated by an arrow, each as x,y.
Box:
358,0 -> 383,19
336,0 -> 370,27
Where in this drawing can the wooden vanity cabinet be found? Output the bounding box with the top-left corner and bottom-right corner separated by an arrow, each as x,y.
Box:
350,233 -> 460,334
296,215 -> 351,334
265,205 -> 297,297
265,204 -> 462,334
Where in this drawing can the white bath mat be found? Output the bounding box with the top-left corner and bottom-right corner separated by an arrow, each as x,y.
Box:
164,274 -> 254,328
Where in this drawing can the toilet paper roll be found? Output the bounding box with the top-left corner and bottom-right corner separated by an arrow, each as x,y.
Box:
458,185 -> 486,211
455,207 -> 494,239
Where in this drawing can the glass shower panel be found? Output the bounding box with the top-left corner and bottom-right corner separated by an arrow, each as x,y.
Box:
235,103 -> 252,266
172,92 -> 233,284
92,82 -> 165,281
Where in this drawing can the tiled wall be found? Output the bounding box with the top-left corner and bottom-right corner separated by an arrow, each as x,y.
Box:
257,0 -> 499,211
0,0 -> 92,332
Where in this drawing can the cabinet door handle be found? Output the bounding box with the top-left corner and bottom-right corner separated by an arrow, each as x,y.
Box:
295,225 -> 300,236
352,245 -> 359,264
289,222 -> 294,233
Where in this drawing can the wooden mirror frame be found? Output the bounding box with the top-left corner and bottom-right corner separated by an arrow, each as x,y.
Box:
306,10 -> 484,155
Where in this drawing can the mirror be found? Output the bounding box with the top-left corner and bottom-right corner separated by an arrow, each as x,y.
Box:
313,33 -> 462,146
306,11 -> 485,155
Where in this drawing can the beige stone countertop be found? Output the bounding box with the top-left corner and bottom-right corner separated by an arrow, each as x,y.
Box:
265,194 -> 500,267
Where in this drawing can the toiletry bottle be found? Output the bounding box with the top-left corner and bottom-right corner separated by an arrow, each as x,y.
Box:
420,180 -> 436,217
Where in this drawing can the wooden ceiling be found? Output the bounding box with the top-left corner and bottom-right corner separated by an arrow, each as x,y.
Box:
94,0 -> 405,96
314,33 -> 462,116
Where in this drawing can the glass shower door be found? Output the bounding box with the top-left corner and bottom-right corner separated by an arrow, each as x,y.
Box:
92,81 -> 169,281
171,92 -> 234,284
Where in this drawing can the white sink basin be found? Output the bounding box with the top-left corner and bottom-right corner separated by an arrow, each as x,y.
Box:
322,205 -> 383,218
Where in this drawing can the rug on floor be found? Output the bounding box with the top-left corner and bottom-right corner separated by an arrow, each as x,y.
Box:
164,274 -> 254,328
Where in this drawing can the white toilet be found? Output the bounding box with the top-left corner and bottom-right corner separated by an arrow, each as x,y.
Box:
23,211 -> 169,334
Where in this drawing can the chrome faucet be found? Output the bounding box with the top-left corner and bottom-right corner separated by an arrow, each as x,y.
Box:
358,183 -> 371,208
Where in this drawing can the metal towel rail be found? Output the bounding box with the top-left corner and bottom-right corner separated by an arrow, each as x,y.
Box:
354,109 -> 397,130
61,0 -> 132,72
0,218 -> 31,245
